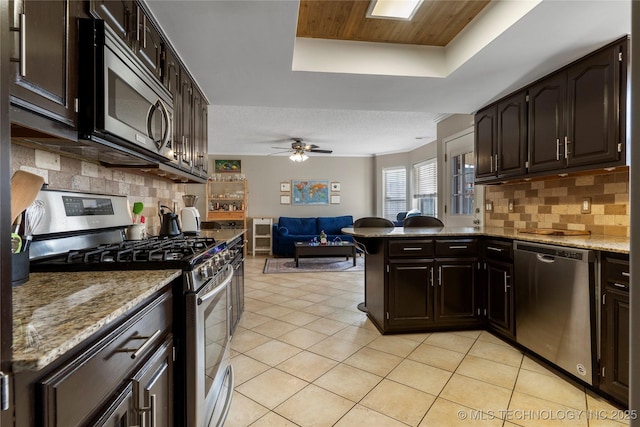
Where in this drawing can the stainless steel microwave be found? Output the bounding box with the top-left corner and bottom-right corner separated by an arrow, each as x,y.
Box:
77,19 -> 175,166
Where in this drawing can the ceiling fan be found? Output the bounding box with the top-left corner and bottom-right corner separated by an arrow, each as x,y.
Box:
271,138 -> 333,162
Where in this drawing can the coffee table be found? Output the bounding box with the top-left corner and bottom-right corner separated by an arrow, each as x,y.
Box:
294,241 -> 357,267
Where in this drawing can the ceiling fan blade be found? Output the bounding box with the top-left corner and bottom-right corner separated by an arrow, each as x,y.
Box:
309,149 -> 333,154
271,146 -> 292,150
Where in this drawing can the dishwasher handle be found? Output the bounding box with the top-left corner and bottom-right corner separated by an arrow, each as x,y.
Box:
536,254 -> 556,263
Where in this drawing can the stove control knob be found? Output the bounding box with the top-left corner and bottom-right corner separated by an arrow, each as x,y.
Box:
199,264 -> 209,279
206,264 -> 217,277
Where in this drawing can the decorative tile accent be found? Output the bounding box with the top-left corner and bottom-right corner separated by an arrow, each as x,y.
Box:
484,168 -> 629,236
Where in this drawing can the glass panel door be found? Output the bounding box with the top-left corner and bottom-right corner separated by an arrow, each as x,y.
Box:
445,129 -> 483,227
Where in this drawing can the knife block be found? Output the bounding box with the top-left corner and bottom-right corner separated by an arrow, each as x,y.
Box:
12,249 -> 29,286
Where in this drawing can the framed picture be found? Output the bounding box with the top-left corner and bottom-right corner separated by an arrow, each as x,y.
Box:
280,195 -> 291,204
280,181 -> 291,192
331,195 -> 341,204
292,179 -> 329,205
331,182 -> 341,192
214,159 -> 241,173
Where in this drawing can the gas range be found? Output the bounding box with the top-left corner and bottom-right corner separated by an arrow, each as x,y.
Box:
28,189 -> 237,292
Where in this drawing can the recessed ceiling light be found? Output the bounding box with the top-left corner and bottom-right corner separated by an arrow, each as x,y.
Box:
366,0 -> 424,21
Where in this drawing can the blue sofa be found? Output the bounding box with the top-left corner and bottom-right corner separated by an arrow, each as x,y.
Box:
272,215 -> 355,257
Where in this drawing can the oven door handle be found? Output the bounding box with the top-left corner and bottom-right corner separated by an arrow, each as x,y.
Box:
197,265 -> 233,305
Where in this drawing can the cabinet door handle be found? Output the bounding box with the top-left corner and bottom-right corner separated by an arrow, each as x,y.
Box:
438,266 -> 442,286
556,138 -> 561,161
143,15 -> 147,49
622,271 -> 630,277
430,267 -> 434,287
564,136 -> 570,159
139,394 -> 156,427
495,154 -> 499,171
487,246 -> 504,252
10,14 -> 27,76
613,282 -> 628,289
504,273 -> 510,293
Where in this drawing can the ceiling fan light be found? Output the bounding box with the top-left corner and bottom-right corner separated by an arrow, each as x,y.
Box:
289,151 -> 308,162
367,0 -> 423,20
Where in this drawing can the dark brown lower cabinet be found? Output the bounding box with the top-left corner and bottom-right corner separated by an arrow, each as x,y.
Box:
435,260 -> 478,323
387,261 -> 433,330
131,337 -> 174,427
485,260 -> 514,338
600,253 -> 630,406
383,239 -> 480,333
13,288 -> 175,427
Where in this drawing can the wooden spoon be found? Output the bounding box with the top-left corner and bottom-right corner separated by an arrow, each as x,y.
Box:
11,171 -> 45,225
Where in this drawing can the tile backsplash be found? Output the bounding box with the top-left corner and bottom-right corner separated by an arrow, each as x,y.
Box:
11,143 -> 187,234
484,167 -> 629,237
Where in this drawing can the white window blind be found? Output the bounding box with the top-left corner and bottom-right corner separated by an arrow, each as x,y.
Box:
413,159 -> 437,217
382,167 -> 406,221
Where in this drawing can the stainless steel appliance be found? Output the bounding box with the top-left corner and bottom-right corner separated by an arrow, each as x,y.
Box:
77,19 -> 176,167
514,241 -> 597,385
29,189 -> 236,427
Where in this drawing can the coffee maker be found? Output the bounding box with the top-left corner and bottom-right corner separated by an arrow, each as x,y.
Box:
180,195 -> 200,235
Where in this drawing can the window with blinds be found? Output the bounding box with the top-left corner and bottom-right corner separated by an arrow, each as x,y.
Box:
382,167 -> 406,221
413,159 -> 437,216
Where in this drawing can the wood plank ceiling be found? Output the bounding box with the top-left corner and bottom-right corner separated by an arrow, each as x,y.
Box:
297,0 -> 491,46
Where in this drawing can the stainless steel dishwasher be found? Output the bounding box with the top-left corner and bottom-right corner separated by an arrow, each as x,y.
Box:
514,241 -> 597,385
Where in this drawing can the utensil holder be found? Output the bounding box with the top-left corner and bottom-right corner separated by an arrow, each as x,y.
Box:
12,249 -> 29,286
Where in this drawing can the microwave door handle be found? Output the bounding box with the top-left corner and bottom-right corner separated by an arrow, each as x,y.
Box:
147,99 -> 170,148
154,99 -> 171,146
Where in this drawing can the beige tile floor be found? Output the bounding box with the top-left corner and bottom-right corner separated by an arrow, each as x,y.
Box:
225,255 -> 629,427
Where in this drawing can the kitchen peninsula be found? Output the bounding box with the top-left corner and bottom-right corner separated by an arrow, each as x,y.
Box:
343,225 -> 630,404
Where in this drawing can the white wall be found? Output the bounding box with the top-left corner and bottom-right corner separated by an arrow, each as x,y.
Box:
187,155 -> 375,223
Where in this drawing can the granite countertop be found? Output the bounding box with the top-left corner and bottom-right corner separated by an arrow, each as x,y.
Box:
342,226 -> 629,254
12,269 -> 181,372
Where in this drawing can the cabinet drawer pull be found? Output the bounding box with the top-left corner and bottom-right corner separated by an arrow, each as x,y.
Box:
622,271 -> 630,277
117,329 -> 162,359
487,246 -> 504,252
402,247 -> 423,251
613,282 -> 628,289
448,245 -> 468,249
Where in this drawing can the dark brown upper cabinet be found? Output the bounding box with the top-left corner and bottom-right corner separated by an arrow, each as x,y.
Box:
475,36 -> 628,183
91,0 -> 163,80
474,105 -> 496,180
9,0 -> 84,127
134,8 -> 163,80
474,91 -> 527,182
529,40 -> 625,173
90,0 -> 133,43
565,42 -> 626,168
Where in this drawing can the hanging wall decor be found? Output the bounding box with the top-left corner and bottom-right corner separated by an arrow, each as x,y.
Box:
292,179 -> 329,205
214,159 -> 241,173
280,181 -> 291,192
331,182 -> 341,192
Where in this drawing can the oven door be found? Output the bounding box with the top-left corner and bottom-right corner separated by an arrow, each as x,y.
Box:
185,265 -> 234,427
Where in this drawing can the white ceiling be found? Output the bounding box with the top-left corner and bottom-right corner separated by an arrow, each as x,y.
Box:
145,0 -> 631,158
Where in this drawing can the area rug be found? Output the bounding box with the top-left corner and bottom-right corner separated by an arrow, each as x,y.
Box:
263,256 -> 364,274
